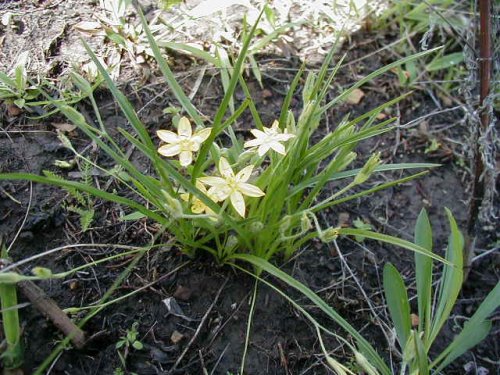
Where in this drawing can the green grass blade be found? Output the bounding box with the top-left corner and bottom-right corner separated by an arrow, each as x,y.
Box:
278,62 -> 305,130
338,228 -> 449,265
82,42 -> 155,149
231,254 -> 391,375
428,208 -> 464,348
321,47 -> 443,114
193,8 -> 265,178
310,171 -> 430,212
432,282 -> 499,372
0,173 -> 168,225
291,163 -> 439,196
159,41 -> 219,66
139,11 -> 204,127
414,208 -> 433,339
383,263 -> 411,349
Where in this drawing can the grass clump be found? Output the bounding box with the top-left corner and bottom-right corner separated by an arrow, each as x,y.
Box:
1,10 -> 440,264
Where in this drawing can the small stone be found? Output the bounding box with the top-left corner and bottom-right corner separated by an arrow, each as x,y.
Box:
262,89 -> 273,98
338,212 -> 350,227
7,104 -> 22,117
170,330 -> 184,344
345,88 -> 365,104
173,285 -> 192,301
410,313 -> 419,327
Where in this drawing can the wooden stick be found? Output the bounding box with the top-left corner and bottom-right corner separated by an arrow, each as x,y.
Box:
17,280 -> 85,349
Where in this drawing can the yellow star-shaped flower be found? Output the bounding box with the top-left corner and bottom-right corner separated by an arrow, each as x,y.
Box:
180,181 -> 218,218
243,120 -> 295,157
157,117 -> 211,166
198,158 -> 265,218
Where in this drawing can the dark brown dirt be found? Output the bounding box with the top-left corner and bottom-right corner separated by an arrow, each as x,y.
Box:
0,21 -> 498,375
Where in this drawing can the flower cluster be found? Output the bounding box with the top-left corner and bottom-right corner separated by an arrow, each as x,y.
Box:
157,117 -> 294,217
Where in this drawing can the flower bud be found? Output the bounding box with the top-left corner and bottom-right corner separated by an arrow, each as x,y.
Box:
336,152 -> 357,172
224,235 -> 239,252
32,267 -> 53,278
286,110 -> 296,134
319,227 -> 340,243
161,190 -> 183,218
300,213 -> 312,232
279,215 -> 292,234
249,221 -> 264,233
354,351 -> 379,375
353,152 -> 381,185
54,160 -> 75,169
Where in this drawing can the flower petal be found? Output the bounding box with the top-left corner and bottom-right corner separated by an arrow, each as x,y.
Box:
191,200 -> 206,214
236,165 -> 254,182
180,193 -> 190,202
179,151 -> 193,166
158,143 -> 181,157
250,129 -> 266,139
193,128 -> 212,144
218,157 -> 234,178
270,120 -> 280,130
198,176 -> 227,187
230,191 -> 246,217
157,130 -> 179,143
244,138 -> 263,148
257,143 -> 271,157
178,117 -> 192,138
238,182 -> 265,197
195,180 -> 208,193
269,141 -> 286,155
208,186 -> 230,201
274,133 -> 295,141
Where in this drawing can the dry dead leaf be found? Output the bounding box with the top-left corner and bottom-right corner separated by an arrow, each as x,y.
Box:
74,21 -> 104,35
376,112 -> 387,120
7,104 -> 23,117
411,313 -> 419,327
346,88 -> 365,105
170,330 -> 184,344
51,123 -> 77,132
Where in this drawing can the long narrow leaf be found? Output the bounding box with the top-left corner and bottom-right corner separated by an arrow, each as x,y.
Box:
231,254 -> 391,374
383,263 -> 411,349
139,11 -> 204,127
338,228 -> 449,265
428,208 -> 463,347
321,47 -> 443,113
193,8 -> 265,178
414,208 -> 433,339
432,282 -> 499,371
0,173 -> 168,225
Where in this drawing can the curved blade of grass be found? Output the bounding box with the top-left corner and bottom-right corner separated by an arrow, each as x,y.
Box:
414,208 -> 433,339
0,173 -> 168,225
230,254 -> 391,374
310,171 -> 430,212
278,62 -> 305,130
138,10 -> 204,127
383,263 -> 411,349
158,41 -> 219,66
427,208 -> 463,348
291,163 -> 439,196
192,7 -> 265,179
248,21 -> 302,54
82,42 -> 155,149
338,228 -> 449,265
432,282 -> 499,372
321,46 -> 443,114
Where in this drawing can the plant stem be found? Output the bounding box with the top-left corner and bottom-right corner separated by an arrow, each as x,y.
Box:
0,282 -> 23,369
465,0 -> 492,276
